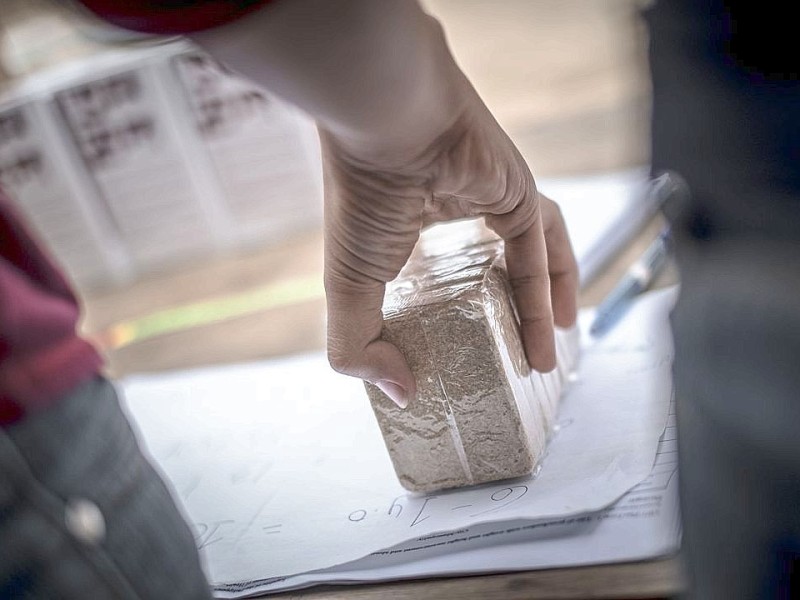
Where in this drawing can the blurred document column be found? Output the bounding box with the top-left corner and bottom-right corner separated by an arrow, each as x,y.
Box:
167,50 -> 323,248
53,65 -> 218,275
0,94 -> 132,290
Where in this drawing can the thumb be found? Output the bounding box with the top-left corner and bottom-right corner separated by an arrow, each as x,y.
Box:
319,129 -> 423,408
324,270 -> 416,409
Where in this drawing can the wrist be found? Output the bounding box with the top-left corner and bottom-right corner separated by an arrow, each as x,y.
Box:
193,0 -> 476,171
320,15 -> 473,168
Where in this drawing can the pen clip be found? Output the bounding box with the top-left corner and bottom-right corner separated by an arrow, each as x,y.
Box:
650,170 -> 691,223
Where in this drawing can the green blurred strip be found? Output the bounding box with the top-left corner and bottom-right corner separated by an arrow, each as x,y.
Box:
121,274 -> 324,342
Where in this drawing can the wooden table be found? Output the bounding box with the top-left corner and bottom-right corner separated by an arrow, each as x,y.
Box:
268,558 -> 684,600
79,1 -> 685,596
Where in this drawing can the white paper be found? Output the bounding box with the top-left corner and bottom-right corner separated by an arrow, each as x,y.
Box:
221,405 -> 679,596
119,286 -> 676,590
167,50 -> 323,247
53,65 -> 218,272
0,98 -> 132,289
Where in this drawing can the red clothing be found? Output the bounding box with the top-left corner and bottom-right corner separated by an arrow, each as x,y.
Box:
77,0 -> 272,35
1,1 -> 272,425
0,192 -> 103,425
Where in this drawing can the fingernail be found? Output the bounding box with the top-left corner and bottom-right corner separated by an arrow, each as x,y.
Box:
376,380 -> 409,409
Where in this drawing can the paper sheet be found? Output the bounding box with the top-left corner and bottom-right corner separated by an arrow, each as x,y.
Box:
225,403 -> 679,596
54,67 -> 219,272
119,287 -> 676,590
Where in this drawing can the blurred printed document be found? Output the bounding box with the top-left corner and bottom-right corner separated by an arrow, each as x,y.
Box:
54,68 -> 217,272
119,286 -> 677,596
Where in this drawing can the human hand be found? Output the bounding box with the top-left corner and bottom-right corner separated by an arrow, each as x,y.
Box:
322,70 -> 578,409
188,2 -> 576,406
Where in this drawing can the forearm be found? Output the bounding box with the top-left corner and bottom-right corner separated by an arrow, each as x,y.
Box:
190,0 -> 466,161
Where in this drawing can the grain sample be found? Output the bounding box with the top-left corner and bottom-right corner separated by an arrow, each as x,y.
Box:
366,220 -> 579,493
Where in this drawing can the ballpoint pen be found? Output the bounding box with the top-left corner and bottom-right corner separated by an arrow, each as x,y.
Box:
589,171 -> 687,337
589,226 -> 672,336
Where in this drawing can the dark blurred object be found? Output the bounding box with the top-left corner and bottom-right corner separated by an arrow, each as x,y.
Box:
645,0 -> 800,598
649,0 -> 800,242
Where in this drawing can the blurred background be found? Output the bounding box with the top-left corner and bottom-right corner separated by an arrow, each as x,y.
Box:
0,0 -> 653,377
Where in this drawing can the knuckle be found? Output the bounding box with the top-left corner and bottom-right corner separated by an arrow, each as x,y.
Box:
487,192 -> 541,241
510,272 -> 549,289
554,258 -> 580,279
495,169 -> 534,214
519,314 -> 553,327
326,347 -> 356,376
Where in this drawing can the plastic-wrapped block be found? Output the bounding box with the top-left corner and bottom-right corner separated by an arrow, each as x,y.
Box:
366,220 -> 579,492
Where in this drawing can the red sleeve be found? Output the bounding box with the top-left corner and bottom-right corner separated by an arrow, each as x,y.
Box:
76,0 -> 274,35
1,190 -> 103,425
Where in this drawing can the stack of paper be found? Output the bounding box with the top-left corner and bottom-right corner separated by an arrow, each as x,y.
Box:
119,286 -> 679,597
224,416 -> 679,596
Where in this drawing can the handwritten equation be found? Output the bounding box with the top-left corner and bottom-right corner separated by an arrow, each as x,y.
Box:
349,484 -> 530,528
193,484 -> 531,552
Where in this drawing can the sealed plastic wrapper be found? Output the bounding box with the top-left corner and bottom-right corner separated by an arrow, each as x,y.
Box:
366,219 -> 580,493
